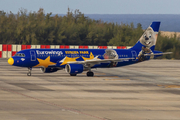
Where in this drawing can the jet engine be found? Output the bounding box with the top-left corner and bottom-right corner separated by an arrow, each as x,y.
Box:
41,67 -> 59,73
65,64 -> 84,75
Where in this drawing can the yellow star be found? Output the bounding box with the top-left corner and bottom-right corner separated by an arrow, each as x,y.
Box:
82,52 -> 95,61
60,56 -> 79,66
34,56 -> 56,68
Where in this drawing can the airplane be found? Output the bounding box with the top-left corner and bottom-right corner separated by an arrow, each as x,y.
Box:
7,21 -> 172,77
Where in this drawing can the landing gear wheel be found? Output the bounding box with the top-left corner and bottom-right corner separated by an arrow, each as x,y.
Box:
86,71 -> 94,77
70,74 -> 77,76
27,72 -> 31,76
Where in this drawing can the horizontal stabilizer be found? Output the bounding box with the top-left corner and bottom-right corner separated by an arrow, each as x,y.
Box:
144,52 -> 172,56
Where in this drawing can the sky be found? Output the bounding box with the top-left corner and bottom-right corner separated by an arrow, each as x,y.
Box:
0,0 -> 180,14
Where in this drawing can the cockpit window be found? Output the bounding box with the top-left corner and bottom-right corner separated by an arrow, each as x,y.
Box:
14,53 -> 25,57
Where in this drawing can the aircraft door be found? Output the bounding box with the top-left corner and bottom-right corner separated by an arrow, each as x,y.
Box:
30,50 -> 36,61
131,51 -> 137,61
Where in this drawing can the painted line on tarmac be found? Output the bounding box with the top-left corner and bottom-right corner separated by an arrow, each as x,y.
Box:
94,76 -> 119,78
104,79 -> 130,81
0,86 -> 106,120
157,84 -> 180,88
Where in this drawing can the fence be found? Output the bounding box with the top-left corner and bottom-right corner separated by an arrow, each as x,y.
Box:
0,44 -> 132,58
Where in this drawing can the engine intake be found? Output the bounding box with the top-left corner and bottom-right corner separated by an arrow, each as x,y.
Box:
65,64 -> 84,74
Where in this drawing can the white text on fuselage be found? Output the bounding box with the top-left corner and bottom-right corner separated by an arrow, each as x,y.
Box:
36,50 -> 63,56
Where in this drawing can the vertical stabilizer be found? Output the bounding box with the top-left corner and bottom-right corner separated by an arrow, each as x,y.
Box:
131,22 -> 160,52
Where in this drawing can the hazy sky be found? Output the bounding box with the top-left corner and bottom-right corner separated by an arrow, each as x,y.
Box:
0,0 -> 180,14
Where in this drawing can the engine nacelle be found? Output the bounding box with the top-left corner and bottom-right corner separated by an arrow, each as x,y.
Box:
41,67 -> 59,73
65,64 -> 84,74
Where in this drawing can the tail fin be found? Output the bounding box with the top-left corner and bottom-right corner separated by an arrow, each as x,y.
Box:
131,21 -> 161,52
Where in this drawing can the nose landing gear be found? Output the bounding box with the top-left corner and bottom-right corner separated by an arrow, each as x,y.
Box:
27,67 -> 32,76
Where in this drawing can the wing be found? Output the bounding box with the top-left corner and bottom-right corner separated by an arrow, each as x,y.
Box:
67,57 -> 134,65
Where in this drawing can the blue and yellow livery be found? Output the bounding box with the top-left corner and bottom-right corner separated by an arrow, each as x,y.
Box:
8,22 -> 171,76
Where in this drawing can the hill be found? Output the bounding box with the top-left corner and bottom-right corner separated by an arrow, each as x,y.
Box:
160,31 -> 180,38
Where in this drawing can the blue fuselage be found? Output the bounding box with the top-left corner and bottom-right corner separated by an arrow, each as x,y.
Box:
11,48 -> 139,68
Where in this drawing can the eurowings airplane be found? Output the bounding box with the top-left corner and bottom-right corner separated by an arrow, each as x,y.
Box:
8,22 -> 171,77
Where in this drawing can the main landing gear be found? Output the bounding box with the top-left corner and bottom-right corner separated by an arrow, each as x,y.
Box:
86,71 -> 94,77
27,67 -> 32,76
70,74 -> 77,76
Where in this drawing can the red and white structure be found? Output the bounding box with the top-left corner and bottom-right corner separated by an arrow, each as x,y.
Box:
0,44 -> 132,58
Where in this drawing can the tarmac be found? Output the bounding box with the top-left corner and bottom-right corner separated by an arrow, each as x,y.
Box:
0,58 -> 180,120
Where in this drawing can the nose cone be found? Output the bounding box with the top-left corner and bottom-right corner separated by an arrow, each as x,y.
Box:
8,57 -> 14,65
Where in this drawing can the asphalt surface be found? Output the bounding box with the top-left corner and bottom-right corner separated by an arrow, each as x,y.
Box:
0,59 -> 180,120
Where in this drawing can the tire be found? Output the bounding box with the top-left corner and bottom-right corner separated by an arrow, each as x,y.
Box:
87,72 -> 94,77
27,72 -> 31,76
70,74 -> 77,76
